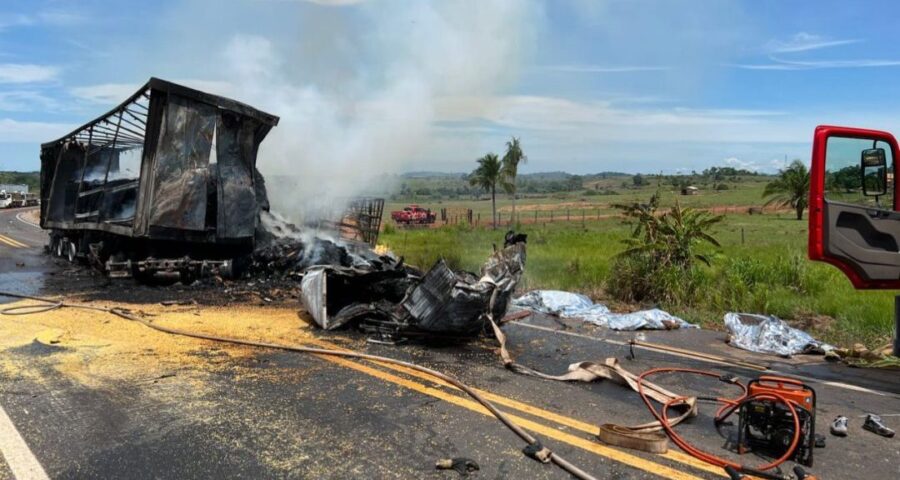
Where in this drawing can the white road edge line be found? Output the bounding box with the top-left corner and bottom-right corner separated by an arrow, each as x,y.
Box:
14,211 -> 42,229
510,322 -> 900,400
0,403 -> 50,480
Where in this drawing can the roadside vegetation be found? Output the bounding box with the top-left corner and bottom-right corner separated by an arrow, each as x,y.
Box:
380,199 -> 894,350
762,160 -> 811,220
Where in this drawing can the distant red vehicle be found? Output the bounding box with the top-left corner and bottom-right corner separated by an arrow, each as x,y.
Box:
390,204 -> 436,224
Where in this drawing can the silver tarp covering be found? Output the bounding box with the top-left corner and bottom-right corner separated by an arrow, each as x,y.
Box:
512,290 -> 696,330
724,312 -> 834,357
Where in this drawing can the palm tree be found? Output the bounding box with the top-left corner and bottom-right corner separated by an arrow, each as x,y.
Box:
763,160 -> 810,220
469,153 -> 502,229
501,137 -> 526,224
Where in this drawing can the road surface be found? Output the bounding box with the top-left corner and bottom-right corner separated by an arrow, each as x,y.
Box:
1,207 -> 898,479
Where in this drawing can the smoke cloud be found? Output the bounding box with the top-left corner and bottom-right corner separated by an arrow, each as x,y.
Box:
215,0 -> 537,225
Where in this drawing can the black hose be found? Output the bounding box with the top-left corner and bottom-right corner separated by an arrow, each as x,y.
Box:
0,291 -> 598,480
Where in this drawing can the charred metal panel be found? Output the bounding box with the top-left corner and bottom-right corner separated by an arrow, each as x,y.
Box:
300,267 -> 330,329
402,260 -> 493,335
46,143 -> 86,224
147,95 -> 216,231
216,112 -> 261,238
39,144 -> 61,228
133,89 -> 166,236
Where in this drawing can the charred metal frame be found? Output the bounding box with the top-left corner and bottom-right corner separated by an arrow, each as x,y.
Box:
339,197 -> 384,247
40,78 -> 279,244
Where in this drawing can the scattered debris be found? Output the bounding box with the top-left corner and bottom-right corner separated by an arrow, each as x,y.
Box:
160,299 -> 197,307
299,241 -> 526,339
830,416 -> 848,437
435,458 -> 480,476
34,328 -> 64,345
724,313 -> 833,357
863,414 -> 895,438
512,290 -> 696,330
835,343 -> 900,367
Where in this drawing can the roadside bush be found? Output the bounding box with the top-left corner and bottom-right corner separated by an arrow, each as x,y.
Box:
608,198 -> 723,306
607,255 -> 704,305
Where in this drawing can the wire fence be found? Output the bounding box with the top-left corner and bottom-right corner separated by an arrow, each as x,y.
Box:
406,204 -> 787,229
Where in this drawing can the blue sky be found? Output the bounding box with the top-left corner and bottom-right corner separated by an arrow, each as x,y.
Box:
2,0 -> 900,175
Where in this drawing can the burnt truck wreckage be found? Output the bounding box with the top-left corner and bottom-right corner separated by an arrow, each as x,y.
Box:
252,219 -> 528,339
37,75 -> 528,336
39,78 -> 279,280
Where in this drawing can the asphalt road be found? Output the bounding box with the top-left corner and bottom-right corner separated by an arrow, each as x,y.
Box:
1,208 -> 899,479
0,207 -> 49,298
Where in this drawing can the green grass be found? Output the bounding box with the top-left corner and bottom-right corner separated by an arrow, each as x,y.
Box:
386,179 -> 774,223
380,209 -> 894,349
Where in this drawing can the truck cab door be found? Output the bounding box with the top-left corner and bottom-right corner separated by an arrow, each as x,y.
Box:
809,125 -> 900,288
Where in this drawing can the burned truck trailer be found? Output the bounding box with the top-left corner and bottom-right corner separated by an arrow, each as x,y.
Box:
40,78 -> 279,280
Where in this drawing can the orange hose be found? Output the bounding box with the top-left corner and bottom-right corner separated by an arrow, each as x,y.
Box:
636,367 -> 802,475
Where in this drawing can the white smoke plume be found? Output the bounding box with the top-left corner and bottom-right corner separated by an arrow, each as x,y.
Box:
216,0 -> 536,225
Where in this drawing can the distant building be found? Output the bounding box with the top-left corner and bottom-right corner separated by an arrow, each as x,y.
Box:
681,185 -> 699,195
0,184 -> 28,194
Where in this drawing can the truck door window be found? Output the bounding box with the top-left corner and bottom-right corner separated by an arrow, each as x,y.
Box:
825,136 -> 894,209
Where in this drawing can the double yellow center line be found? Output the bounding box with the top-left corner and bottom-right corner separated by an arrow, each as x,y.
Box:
293,335 -> 725,480
0,234 -> 28,249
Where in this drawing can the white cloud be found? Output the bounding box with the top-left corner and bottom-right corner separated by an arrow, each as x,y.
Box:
723,156 -> 760,171
772,57 -> 900,69
732,57 -> 900,71
0,90 -> 57,111
0,9 -> 85,30
69,83 -> 137,104
35,9 -> 86,26
70,79 -> 235,104
0,118 -> 73,142
765,32 -> 860,53
431,94 -> 795,142
0,13 -> 32,30
0,64 -> 59,83
538,64 -> 669,73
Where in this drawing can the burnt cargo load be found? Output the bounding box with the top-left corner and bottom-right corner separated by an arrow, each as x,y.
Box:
40,78 -> 279,280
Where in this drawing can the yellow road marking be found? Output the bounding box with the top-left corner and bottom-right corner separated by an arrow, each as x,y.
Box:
287,336 -> 706,480
313,351 -> 705,480
0,234 -> 27,248
369,358 -> 726,478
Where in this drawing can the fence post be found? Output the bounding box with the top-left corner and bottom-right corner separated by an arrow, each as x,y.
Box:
582,209 -> 585,227
550,211 -> 554,222
741,228 -> 745,245
567,208 -> 570,222
534,210 -> 537,223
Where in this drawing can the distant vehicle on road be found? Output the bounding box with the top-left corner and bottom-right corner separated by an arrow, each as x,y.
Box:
390,204 -> 436,225
7,192 -> 38,208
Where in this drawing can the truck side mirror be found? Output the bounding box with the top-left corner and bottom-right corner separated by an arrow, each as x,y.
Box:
861,148 -> 888,197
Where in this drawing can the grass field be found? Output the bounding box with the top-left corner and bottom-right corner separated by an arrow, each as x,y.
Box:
379,199 -> 894,349
386,178 -> 775,224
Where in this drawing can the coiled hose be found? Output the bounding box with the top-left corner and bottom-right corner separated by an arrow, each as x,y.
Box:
637,367 -> 800,480
0,291 -> 597,480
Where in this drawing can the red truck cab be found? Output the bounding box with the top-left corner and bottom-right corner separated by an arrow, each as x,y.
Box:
808,125 -> 900,289
390,204 -> 436,224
